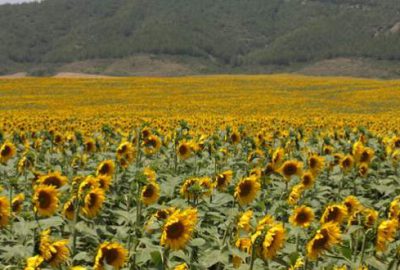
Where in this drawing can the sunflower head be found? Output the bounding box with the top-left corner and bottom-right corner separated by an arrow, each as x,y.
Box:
340,155 -> 354,172
24,255 -> 44,270
215,170 -> 233,191
143,135 -> 161,155
254,223 -> 286,260
288,184 -> 305,206
278,160 -> 303,180
82,188 -> 105,218
0,196 -> 10,227
33,185 -> 59,217
96,160 -> 115,177
161,208 -> 198,250
38,171 -> 68,188
230,131 -> 241,144
343,196 -> 362,215
320,204 -> 348,224
46,240 -> 70,267
306,222 -> 341,260
237,210 -> 253,232
12,193 -> 25,213
94,242 -> 128,270
300,172 -> 315,189
141,182 -> 160,205
177,141 -> 192,160
376,219 -> 398,252
308,155 -> 325,176
289,205 -> 314,228
234,176 -> 261,206
63,196 -> 76,221
0,141 -> 16,163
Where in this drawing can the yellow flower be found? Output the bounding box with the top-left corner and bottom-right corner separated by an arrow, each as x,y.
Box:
177,141 -> 192,160
143,135 -> 161,155
82,188 -> 105,218
11,193 -> 25,213
24,255 -> 44,270
96,160 -> 115,177
46,240 -> 70,267
376,219 -> 398,252
234,176 -> 261,206
256,214 -> 276,231
94,242 -> 128,270
230,130 -> 241,144
96,175 -> 112,191
300,171 -> 315,189
306,222 -> 341,260
215,170 -> 233,191
343,196 -> 362,215
33,185 -> 59,217
84,138 -> 97,153
308,154 -> 325,176
0,141 -> 16,163
289,205 -> 314,228
278,160 -> 303,181
38,171 -> 68,188
288,184 -> 304,206
0,196 -> 10,227
63,196 -> 76,221
271,147 -> 285,169
141,182 -> 160,205
161,208 -> 198,250
233,238 -> 252,268
238,210 -> 253,232
320,204 -> 348,224
363,208 -> 378,228
71,267 -> 87,270
258,223 -> 286,260
340,155 -> 354,172
173,263 -> 189,270
144,167 -> 157,182
288,257 -> 304,270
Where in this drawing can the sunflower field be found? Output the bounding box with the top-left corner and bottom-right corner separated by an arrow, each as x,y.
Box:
1,75 -> 400,270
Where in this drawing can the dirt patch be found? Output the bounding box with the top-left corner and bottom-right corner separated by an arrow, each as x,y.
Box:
53,72 -> 114,78
0,72 -> 28,78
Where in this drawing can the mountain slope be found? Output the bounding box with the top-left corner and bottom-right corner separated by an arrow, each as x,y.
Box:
1,0 -> 400,76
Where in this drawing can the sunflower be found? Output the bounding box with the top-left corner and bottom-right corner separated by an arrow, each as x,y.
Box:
278,160 -> 303,181
0,196 -> 10,227
96,160 -> 115,177
271,147 -> 285,169
144,167 -> 157,182
38,171 -> 68,188
71,267 -> 87,270
238,210 -> 253,232
116,142 -> 135,167
363,208 -> 378,228
180,178 -> 199,200
320,204 -> 348,224
154,207 -> 176,220
63,196 -> 76,221
359,163 -> 369,177
39,230 -> 70,267
256,214 -> 276,231
343,196 -> 362,215
230,131 -> 241,144
340,155 -> 354,172
233,238 -> 252,268
0,141 -> 16,163
323,145 -> 334,155
177,141 -> 192,160
306,222 -> 341,260
18,155 -> 34,173
289,257 -> 304,270
46,240 -> 70,267
78,175 -> 100,196
215,170 -> 233,191
141,182 -> 160,205
84,138 -> 97,153
12,193 -> 25,213
199,177 -> 213,197
376,219 -> 398,252
257,223 -> 286,260
94,242 -> 128,270
308,154 -> 325,176
24,255 -> 44,270
143,135 -> 161,155
300,172 -> 315,189
288,184 -> 304,206
234,176 -> 261,206
96,175 -> 112,191
82,188 -> 105,218
174,263 -> 189,270
33,185 -> 59,217
289,205 -> 314,228
161,208 -> 198,250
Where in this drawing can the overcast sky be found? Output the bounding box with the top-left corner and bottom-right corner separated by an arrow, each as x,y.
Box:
0,0 -> 38,4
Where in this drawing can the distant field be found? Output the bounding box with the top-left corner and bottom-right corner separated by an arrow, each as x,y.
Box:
1,74 -> 400,133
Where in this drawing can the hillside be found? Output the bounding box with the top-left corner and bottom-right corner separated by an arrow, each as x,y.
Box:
1,0 -> 400,77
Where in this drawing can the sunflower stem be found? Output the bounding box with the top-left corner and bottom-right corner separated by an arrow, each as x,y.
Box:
359,230 -> 367,265
249,243 -> 256,270
71,198 -> 81,260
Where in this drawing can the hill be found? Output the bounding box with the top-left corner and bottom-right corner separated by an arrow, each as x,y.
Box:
1,0 -> 400,77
